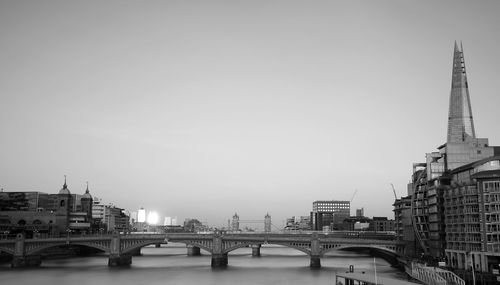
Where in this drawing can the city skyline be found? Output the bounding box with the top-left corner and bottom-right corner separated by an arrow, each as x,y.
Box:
1,1 -> 500,227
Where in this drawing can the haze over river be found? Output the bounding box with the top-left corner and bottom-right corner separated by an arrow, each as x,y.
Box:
1,244 -> 411,285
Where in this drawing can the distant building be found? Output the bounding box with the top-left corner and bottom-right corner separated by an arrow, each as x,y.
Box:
356,208 -> 364,217
137,207 -> 146,223
284,216 -> 311,231
311,200 -> 350,231
164,216 -> 172,226
342,216 -> 371,231
264,213 -> 271,232
231,213 -> 240,232
183,218 -> 203,232
370,217 -> 395,232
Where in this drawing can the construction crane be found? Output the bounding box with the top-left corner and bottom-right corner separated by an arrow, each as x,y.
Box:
350,189 -> 358,202
391,183 -> 398,200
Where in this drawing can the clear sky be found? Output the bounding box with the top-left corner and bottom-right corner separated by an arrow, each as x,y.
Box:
1,1 -> 500,228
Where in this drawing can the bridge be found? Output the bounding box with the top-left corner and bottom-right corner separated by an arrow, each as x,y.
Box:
0,231 -> 397,268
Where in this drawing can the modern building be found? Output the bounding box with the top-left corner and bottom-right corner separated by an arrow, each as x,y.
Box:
444,156 -> 500,272
401,43 -> 500,279
311,200 -> 350,231
393,195 -> 416,257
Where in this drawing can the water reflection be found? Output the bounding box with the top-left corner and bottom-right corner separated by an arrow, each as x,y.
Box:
1,244 -> 409,285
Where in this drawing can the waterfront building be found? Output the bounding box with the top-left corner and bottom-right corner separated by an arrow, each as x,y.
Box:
444,156 -> 500,272
311,200 -> 350,231
393,195 -> 416,257
0,178 -> 94,236
402,43 -> 500,278
104,206 -> 130,233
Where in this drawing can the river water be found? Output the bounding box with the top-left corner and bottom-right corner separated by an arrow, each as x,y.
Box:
1,244 -> 411,285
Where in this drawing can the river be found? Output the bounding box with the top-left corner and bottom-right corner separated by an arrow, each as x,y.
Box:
1,244 -> 411,285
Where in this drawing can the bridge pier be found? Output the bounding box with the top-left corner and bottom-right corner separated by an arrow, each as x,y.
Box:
130,248 -> 142,256
108,233 -> 131,267
310,233 -> 321,268
11,233 -> 42,268
108,254 -> 132,267
309,255 -> 321,269
11,255 -> 41,268
187,245 -> 201,256
211,253 -> 228,267
251,244 -> 261,257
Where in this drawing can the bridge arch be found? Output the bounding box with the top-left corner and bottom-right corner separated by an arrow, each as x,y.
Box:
121,241 -> 171,255
323,244 -> 396,255
26,242 -> 109,256
166,241 -> 213,254
322,244 -> 398,266
0,245 -> 15,255
222,242 -> 311,256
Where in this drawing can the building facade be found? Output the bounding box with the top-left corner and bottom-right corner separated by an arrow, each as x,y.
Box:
400,43 -> 500,279
0,178 -> 93,236
311,200 -> 350,231
393,195 -> 416,257
231,213 -> 240,232
264,213 -> 272,232
444,156 -> 500,273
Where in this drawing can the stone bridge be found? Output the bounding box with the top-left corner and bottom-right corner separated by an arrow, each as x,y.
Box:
0,233 -> 166,267
0,231 -> 397,268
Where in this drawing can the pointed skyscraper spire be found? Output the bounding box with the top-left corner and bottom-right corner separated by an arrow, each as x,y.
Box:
447,41 -> 476,143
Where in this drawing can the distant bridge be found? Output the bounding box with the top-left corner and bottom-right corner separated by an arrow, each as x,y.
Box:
0,231 -> 397,268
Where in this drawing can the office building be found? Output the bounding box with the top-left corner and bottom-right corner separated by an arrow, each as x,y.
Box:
311,200 -> 350,231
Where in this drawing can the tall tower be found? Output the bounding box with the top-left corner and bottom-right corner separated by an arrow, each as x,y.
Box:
56,175 -> 72,232
264,213 -> 271,233
57,176 -> 71,214
81,182 -> 93,220
447,41 -> 476,143
443,42 -> 493,170
231,213 -> 239,232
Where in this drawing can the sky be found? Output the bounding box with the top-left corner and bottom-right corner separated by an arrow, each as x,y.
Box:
1,1 -> 500,228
